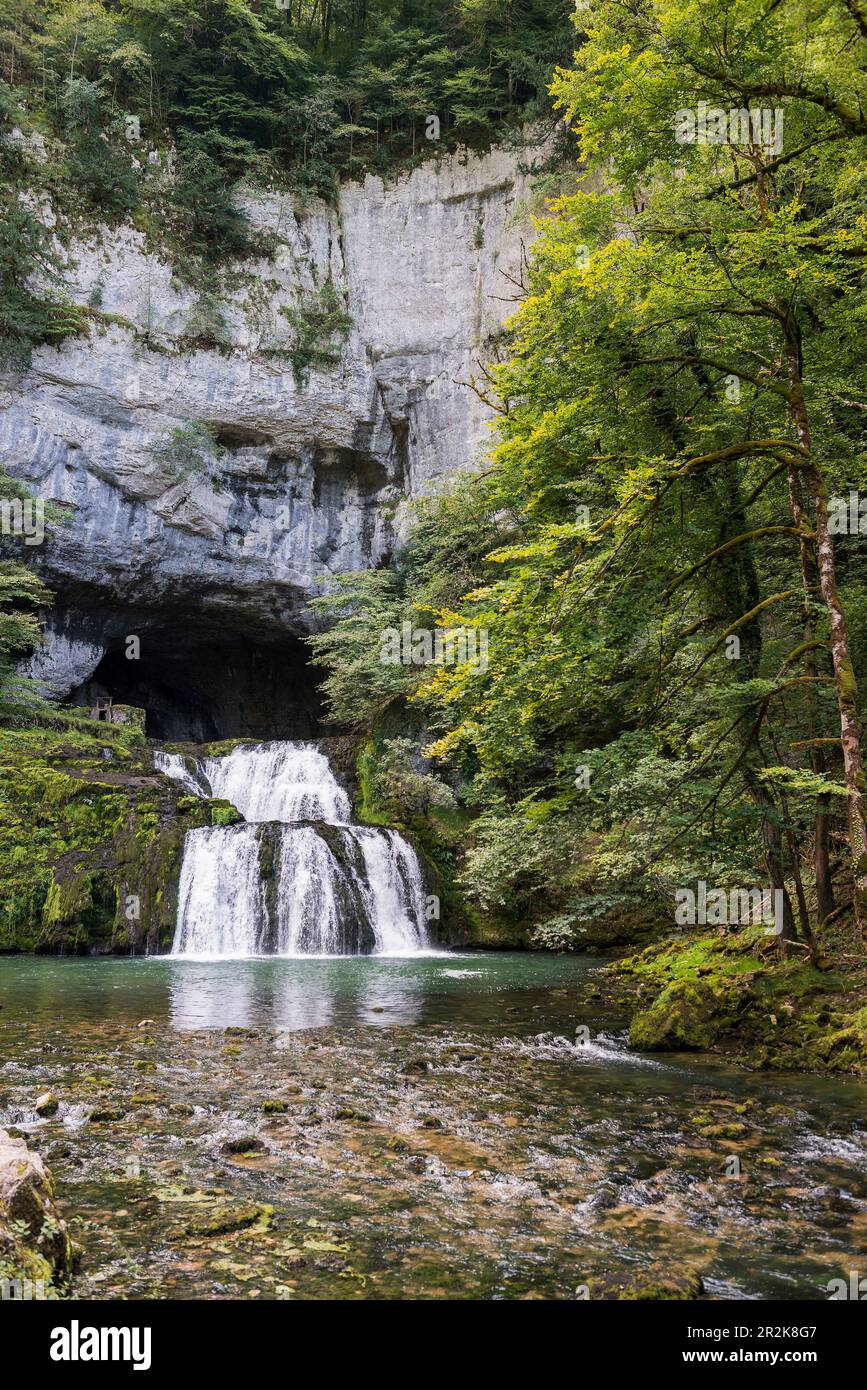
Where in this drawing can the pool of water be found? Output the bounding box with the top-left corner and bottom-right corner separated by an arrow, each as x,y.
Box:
0,951 -> 599,1031
1,953 -> 866,1301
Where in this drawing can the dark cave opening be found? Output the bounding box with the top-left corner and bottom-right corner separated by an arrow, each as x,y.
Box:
68,626 -> 325,743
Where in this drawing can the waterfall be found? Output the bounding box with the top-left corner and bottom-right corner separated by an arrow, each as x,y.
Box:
155,743 -> 351,823
175,825 -> 268,957
158,742 -> 432,958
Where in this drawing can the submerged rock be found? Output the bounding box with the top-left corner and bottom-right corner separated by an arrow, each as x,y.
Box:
220,1135 -> 266,1155
587,1264 -> 704,1300
34,1091 -> 59,1117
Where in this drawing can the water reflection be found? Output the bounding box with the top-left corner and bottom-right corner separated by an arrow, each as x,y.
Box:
166,959 -> 434,1032
0,952 -> 600,1034
168,967 -> 257,1031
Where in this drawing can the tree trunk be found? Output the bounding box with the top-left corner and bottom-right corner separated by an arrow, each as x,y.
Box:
745,770 -> 797,949
814,793 -> 836,922
784,322 -> 867,940
784,463 -> 836,926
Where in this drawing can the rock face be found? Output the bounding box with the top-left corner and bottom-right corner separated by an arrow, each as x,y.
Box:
2,140 -> 552,721
0,1129 -> 72,1295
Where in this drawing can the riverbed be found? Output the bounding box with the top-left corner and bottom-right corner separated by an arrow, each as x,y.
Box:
1,953 -> 865,1300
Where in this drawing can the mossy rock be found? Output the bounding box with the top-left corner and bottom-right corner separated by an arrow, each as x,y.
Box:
812,1007 -> 867,1071
0,727 -> 215,953
587,1263 -> 703,1300
630,976 -> 741,1051
0,1129 -> 73,1293
182,1202 -> 273,1237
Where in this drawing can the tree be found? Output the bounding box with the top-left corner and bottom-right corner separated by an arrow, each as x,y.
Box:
551,0 -> 867,935
308,0 -> 867,951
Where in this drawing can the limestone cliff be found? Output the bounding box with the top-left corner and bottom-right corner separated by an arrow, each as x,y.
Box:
1,140 -> 551,715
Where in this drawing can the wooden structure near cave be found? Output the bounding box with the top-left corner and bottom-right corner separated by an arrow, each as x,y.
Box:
89,697 -> 147,733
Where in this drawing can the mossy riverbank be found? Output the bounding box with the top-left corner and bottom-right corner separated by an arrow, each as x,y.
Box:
608,921 -> 867,1076
0,716 -> 232,954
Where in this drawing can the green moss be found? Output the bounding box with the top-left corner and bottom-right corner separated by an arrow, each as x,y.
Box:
0,723 -> 212,953
616,929 -> 867,1073
630,976 -> 743,1051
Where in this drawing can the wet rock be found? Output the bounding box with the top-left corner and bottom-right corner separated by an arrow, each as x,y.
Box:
262,1100 -> 288,1115
584,1184 -> 619,1212
35,1091 -> 59,1117
183,1202 -> 273,1237
587,1263 -> 704,1300
0,1128 -> 73,1293
220,1135 -> 265,1155
90,1106 -> 126,1123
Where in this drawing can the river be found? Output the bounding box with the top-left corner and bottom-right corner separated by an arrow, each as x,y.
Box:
1,953 -> 865,1300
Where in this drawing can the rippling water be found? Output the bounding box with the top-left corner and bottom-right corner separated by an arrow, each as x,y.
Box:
1,954 -> 865,1300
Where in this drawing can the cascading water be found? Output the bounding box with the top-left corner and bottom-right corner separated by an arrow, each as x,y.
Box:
157,743 -> 432,958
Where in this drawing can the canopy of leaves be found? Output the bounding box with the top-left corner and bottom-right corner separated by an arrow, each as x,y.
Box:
310,0 -> 867,934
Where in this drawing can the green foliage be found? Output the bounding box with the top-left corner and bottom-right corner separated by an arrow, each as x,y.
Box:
308,570 -> 414,727
310,0 -> 867,950
0,2 -> 571,342
149,420 -> 225,485
58,76 -> 137,216
529,915 -> 581,953
162,132 -> 267,260
0,1 -> 571,197
358,736 -> 456,822
0,470 -> 52,712
280,280 -> 352,382
0,79 -> 79,365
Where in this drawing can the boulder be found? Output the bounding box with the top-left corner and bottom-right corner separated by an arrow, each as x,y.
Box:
630,978 -> 738,1051
0,1129 -> 72,1295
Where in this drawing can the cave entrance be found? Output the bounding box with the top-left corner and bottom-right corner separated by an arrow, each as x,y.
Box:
68,626 -> 325,744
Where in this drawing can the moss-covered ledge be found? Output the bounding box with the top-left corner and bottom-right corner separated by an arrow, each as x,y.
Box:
0,718 -> 231,954
611,922 -> 867,1075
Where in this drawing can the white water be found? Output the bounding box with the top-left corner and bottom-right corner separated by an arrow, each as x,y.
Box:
158,742 -> 431,959
155,743 -> 351,823
174,825 -> 268,957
